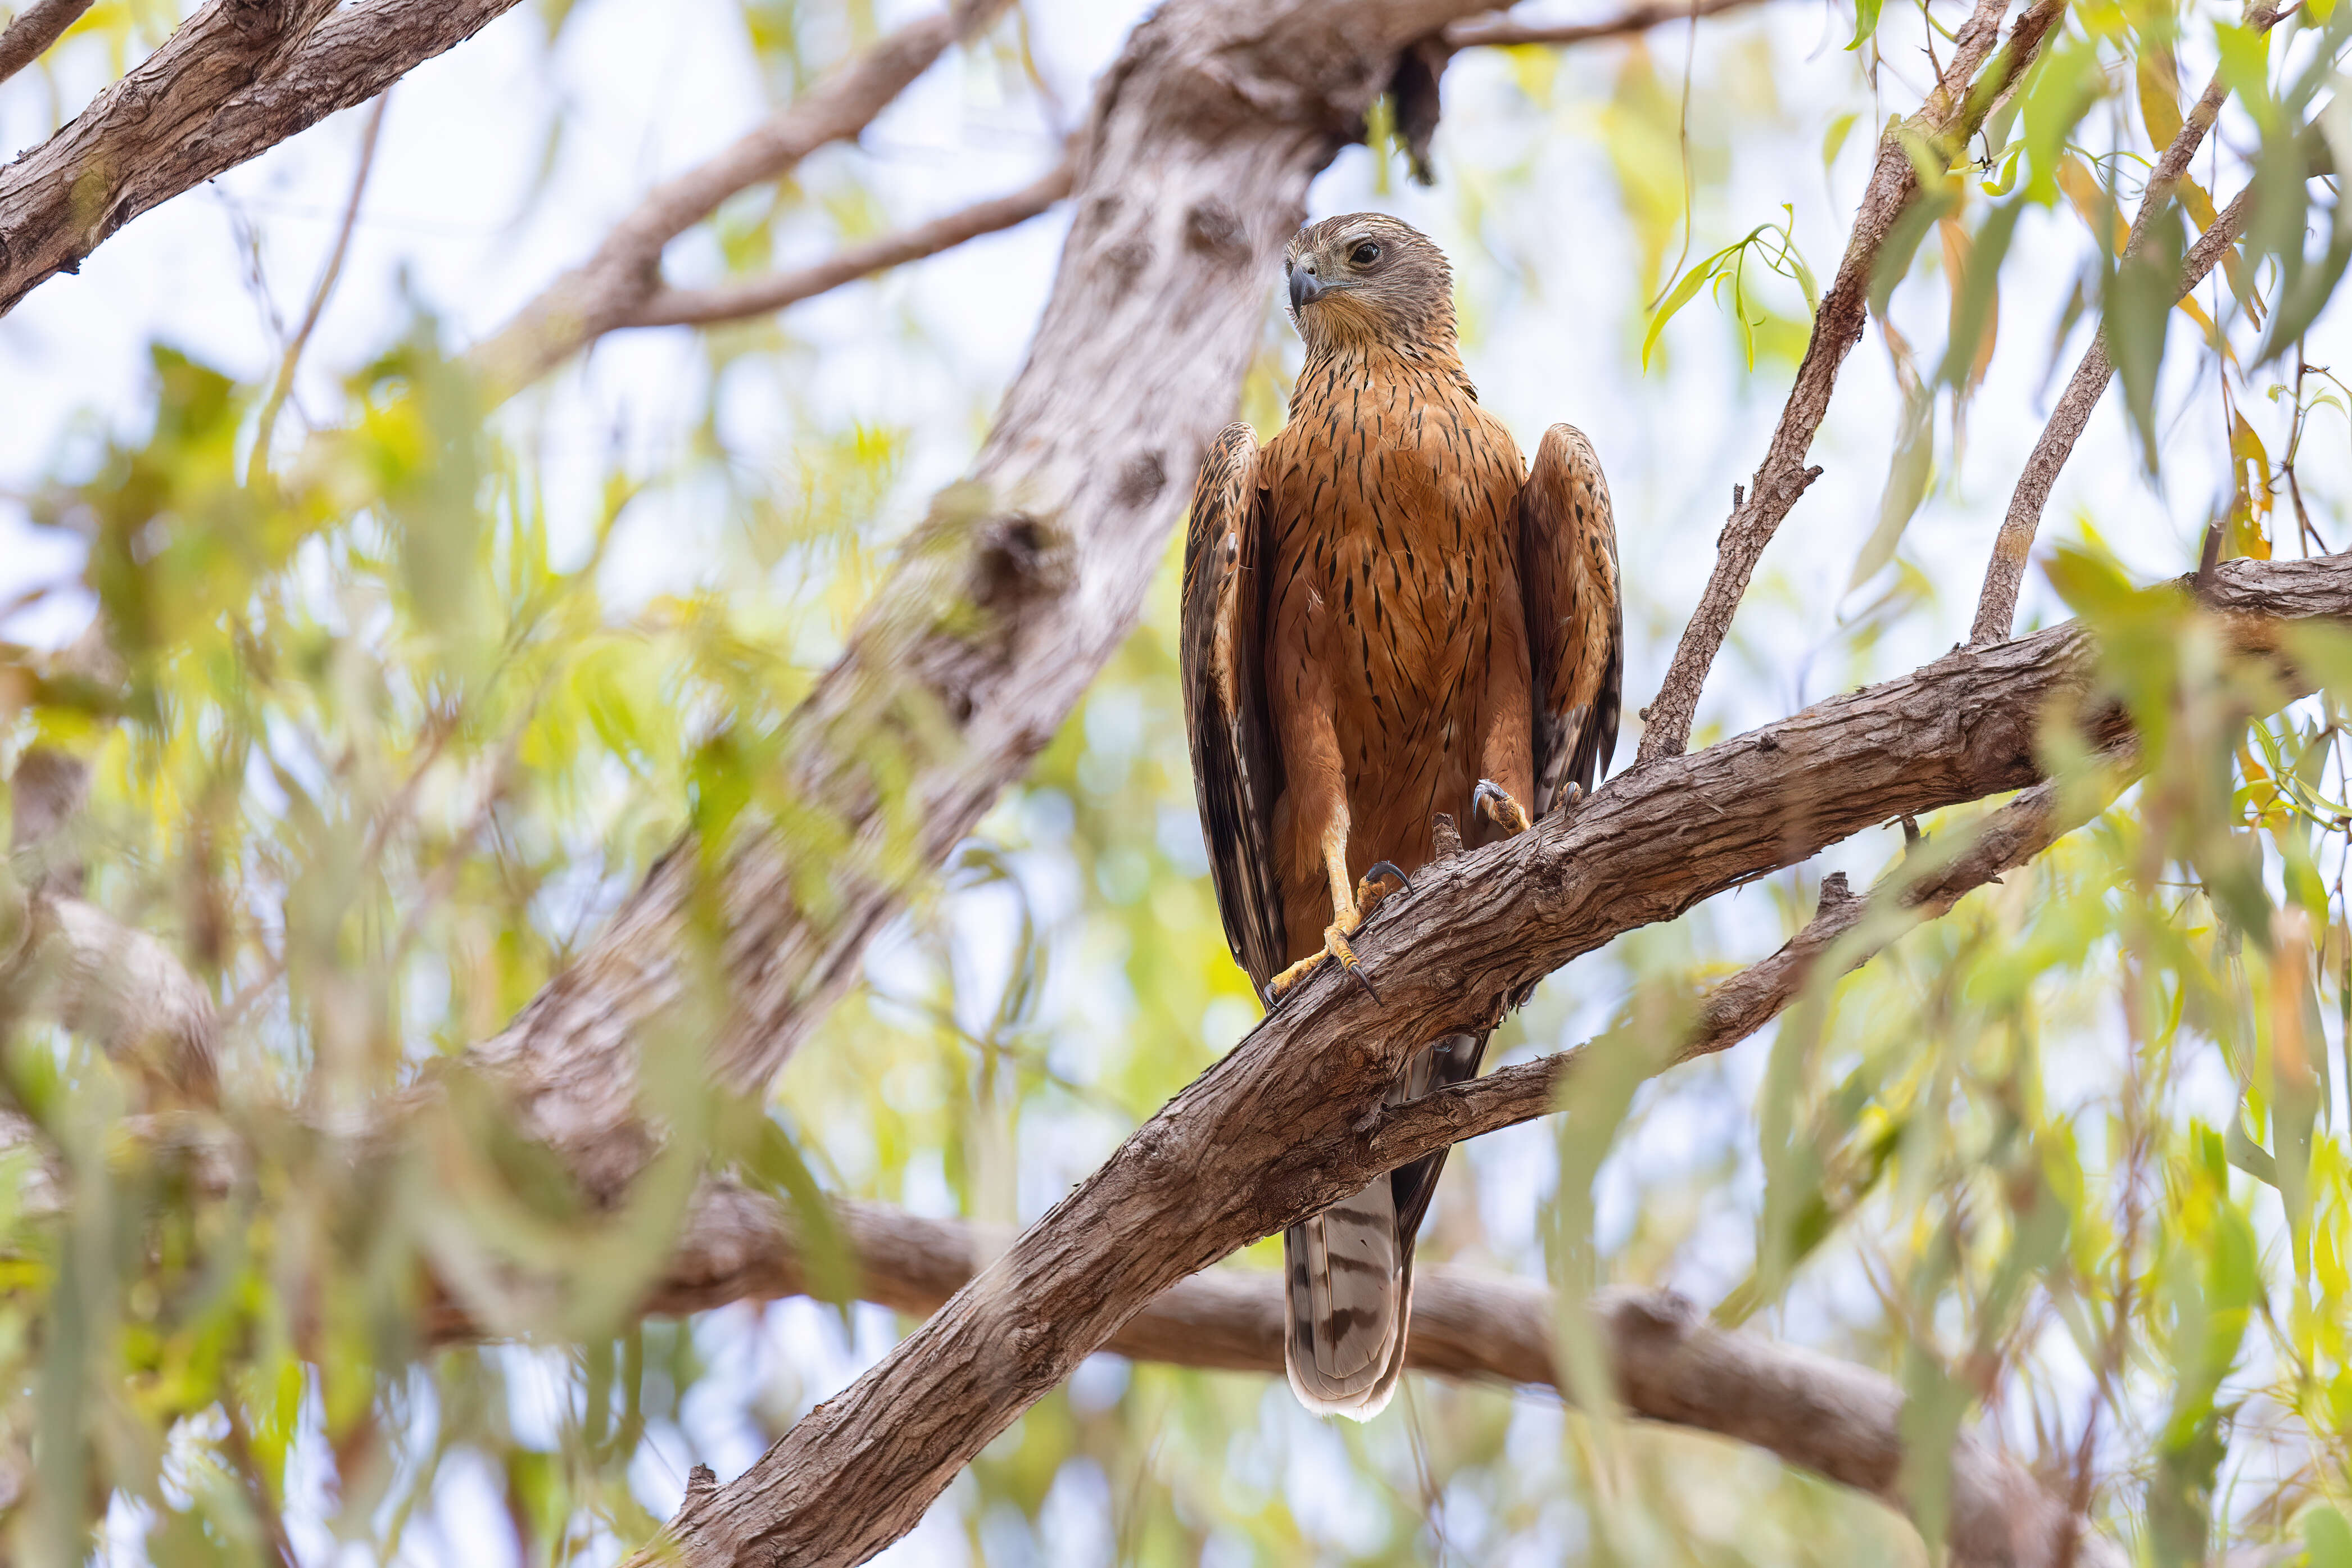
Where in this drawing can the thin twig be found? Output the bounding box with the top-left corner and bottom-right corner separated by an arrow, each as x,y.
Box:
1967,10 -> 2282,646
626,156 -> 1075,329
248,91 -> 389,485
1636,0 -> 2065,764
466,0 -> 1013,398
0,0 -> 90,85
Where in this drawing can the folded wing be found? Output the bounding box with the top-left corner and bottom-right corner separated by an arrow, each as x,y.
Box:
1518,423 -> 1623,816
1179,422 -> 1287,994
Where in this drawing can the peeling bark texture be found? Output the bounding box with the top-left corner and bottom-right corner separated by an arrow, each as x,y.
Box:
1635,0 -> 2065,765
501,1190 -> 2115,1568
470,0 -> 1500,1206
1967,20 -> 2277,648
652,556 -> 2351,1567
627,157 -> 1077,329
466,1 -> 1014,396
0,0 -> 93,86
0,0 -> 519,315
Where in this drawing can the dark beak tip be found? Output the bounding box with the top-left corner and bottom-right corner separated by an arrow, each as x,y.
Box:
1288,268 -> 1322,314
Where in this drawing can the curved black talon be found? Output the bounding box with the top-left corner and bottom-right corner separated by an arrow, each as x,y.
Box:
1342,960 -> 1380,1003
1363,859 -> 1412,892
1472,779 -> 1507,814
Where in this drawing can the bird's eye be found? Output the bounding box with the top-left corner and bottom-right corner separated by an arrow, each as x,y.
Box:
1350,241 -> 1380,267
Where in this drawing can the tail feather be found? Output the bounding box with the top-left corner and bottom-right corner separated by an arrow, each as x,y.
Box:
1283,1031 -> 1485,1420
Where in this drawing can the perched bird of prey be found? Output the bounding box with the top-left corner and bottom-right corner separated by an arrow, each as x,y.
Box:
1180,213 -> 1622,1419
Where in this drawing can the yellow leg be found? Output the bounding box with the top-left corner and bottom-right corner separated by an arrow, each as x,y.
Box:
1267,821 -> 1406,1003
1475,778 -> 1534,836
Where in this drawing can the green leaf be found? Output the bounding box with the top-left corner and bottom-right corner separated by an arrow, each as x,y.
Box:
1822,110 -> 1861,171
2306,1506 -> 2352,1568
1845,0 -> 1883,51
1641,245 -> 1724,370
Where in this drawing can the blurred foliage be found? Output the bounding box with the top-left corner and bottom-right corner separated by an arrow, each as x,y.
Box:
4,0 -> 2352,1565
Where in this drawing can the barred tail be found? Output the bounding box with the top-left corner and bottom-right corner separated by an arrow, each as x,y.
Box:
1281,1032 -> 1484,1420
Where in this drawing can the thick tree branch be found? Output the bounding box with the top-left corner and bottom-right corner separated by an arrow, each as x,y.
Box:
0,0 -> 90,86
0,0 -> 510,315
1636,0 -> 2066,764
466,0 -> 1014,396
624,157 -> 1076,330
1445,0 -> 1773,47
656,555 -> 2351,1567
1371,747 -> 2130,1164
1968,19 -> 2281,650
540,1190 -> 2117,1568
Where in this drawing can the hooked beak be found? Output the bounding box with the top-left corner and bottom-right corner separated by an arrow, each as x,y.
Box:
1287,262 -> 1327,315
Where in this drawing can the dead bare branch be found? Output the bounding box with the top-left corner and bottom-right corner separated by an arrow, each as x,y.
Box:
1636,0 -> 2067,764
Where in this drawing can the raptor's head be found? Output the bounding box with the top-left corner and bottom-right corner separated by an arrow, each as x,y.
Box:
1282,214 -> 1456,354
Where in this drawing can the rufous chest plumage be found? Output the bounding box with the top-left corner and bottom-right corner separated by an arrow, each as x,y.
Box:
1262,355 -> 1526,733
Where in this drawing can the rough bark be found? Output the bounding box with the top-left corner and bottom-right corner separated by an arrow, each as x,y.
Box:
18,562 -> 2338,1568
0,0 -> 90,85
1968,24 -> 2274,649
534,1190 -> 2120,1568
0,0 -> 522,314
654,555 -> 2351,1567
1371,747 -> 2131,1165
1636,0 -> 2067,764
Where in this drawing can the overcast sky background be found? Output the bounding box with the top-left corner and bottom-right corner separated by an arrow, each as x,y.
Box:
8,0 -> 2345,1561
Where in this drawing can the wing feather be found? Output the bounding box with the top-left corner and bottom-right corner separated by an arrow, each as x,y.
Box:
1180,422 -> 1286,994
1518,424 -> 1623,817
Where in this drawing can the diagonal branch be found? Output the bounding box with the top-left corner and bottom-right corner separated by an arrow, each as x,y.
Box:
1635,0 -> 2067,764
0,0 -> 90,86
623,157 -> 1076,330
1370,746 -> 2132,1164
542,1191 -> 2122,1568
1968,14 -> 2282,646
465,0 -> 1013,397
655,554 -> 2351,1567
0,0 -> 463,315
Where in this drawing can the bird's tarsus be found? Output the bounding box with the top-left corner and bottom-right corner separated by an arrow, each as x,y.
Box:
1474,778 -> 1533,835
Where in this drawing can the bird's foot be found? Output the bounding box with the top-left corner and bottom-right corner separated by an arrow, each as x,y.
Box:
1474,779 -> 1533,836
1355,860 -> 1412,919
1266,908 -> 1377,1004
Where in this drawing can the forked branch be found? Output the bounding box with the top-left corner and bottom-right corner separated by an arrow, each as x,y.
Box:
654,555 -> 2351,1567
1636,0 -> 2067,764
1969,12 -> 2282,645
